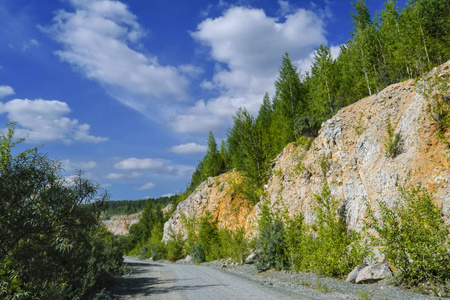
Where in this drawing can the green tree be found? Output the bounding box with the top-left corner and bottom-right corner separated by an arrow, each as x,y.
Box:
202,131 -> 224,178
0,123 -> 121,299
273,53 -> 305,142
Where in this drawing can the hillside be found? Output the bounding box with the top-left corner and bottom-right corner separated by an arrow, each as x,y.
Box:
163,62 -> 450,239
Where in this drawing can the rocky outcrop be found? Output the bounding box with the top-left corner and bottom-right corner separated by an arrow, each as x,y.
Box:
103,213 -> 140,235
162,172 -> 257,241
265,63 -> 450,231
163,62 -> 450,240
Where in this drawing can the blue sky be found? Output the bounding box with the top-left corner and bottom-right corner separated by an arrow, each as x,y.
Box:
0,0 -> 406,200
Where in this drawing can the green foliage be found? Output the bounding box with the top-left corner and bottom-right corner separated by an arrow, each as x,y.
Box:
0,123 -> 122,299
318,152 -> 330,176
255,200 -> 288,272
219,228 -> 250,264
198,211 -> 221,261
166,232 -> 184,261
419,72 -> 450,146
306,182 -> 365,277
274,52 -> 306,142
190,243 -> 206,264
203,131 -> 225,179
366,184 -> 450,287
384,117 -> 401,158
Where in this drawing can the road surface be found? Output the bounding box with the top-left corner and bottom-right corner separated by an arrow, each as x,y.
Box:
114,257 -> 310,299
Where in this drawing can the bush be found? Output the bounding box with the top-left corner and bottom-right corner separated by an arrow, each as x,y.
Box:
198,211 -> 221,261
220,228 -> 250,264
255,200 -> 288,272
190,243 -> 206,264
166,232 -> 184,261
0,123 -> 122,299
366,184 -> 450,287
306,182 -> 365,277
384,117 -> 401,158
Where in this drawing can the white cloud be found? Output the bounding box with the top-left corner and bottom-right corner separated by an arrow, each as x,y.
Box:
45,0 -> 189,113
161,193 -> 175,197
106,171 -> 141,180
172,5 -> 326,135
139,182 -> 155,190
62,159 -> 97,170
0,98 -> 108,144
22,39 -> 40,52
106,173 -> 124,180
171,143 -> 207,154
0,85 -> 14,98
114,157 -> 175,174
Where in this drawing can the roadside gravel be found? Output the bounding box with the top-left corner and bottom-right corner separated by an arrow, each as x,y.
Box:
195,260 -> 449,300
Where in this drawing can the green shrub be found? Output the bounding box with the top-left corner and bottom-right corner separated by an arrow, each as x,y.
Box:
198,211 -> 221,261
306,182 -> 365,277
283,214 -> 307,271
255,200 -> 288,272
166,233 -> 184,261
366,184 -> 450,287
190,243 -> 206,264
318,152 -> 330,176
384,117 -> 401,158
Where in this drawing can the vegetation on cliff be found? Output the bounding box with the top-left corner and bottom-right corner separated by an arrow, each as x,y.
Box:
125,0 -> 450,294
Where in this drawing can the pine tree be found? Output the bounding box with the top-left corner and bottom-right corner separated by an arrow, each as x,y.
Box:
202,131 -> 224,179
273,53 -> 305,142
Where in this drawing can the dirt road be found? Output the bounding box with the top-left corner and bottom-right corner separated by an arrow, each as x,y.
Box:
113,257 -> 311,299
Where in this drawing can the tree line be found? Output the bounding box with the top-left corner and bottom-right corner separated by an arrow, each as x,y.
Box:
186,0 -> 450,203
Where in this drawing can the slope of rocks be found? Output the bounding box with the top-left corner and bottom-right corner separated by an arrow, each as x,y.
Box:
162,172 -> 257,241
162,62 -> 450,239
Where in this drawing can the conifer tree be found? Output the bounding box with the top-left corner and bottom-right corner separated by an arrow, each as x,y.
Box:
202,131 -> 224,179
273,53 -> 305,142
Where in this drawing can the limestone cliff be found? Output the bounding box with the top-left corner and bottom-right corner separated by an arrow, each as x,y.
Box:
266,63 -> 450,231
162,172 -> 257,241
103,213 -> 140,235
163,62 -> 450,240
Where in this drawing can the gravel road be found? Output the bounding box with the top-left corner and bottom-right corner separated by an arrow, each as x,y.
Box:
113,257 -> 448,300
114,257 -> 309,299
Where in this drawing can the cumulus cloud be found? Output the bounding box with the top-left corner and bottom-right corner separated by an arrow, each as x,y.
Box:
45,0 -> 189,112
172,4 -> 326,135
0,85 -> 14,98
171,142 -> 207,154
114,157 -> 176,174
106,171 -> 141,180
106,172 -> 124,180
62,159 -> 97,171
0,98 -> 108,144
139,182 -> 155,190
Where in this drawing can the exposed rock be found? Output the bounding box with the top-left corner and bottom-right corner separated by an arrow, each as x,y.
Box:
245,252 -> 256,264
355,263 -> 393,284
264,62 -> 450,231
162,172 -> 258,241
346,264 -> 366,283
162,62 -> 450,243
103,213 -> 140,235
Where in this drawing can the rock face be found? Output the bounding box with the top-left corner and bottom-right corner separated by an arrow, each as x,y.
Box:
162,172 -> 258,241
265,63 -> 450,231
162,62 -> 450,240
103,213 -> 140,235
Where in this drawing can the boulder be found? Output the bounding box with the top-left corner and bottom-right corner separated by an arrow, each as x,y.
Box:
355,263 -> 393,284
346,264 -> 366,283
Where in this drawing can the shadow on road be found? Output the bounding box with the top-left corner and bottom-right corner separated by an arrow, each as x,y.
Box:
113,261 -> 225,297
